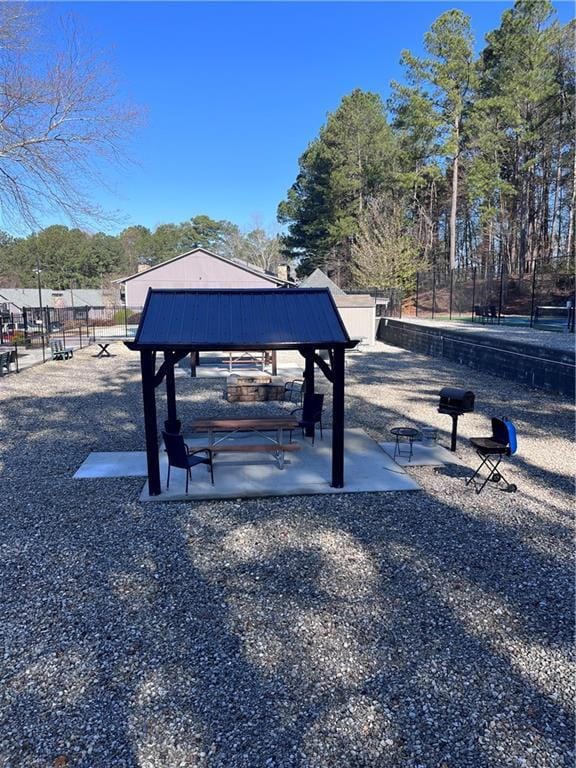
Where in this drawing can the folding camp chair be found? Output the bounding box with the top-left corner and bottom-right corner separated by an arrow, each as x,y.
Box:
466,417 -> 517,494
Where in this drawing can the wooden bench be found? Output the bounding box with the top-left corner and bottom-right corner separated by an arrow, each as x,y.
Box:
50,339 -> 74,360
190,441 -> 301,469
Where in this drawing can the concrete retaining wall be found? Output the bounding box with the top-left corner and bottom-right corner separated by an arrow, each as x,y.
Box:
377,319 -> 575,398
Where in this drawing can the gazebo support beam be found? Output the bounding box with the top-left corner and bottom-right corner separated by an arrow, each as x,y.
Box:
303,350 -> 315,438
313,352 -> 333,383
164,351 -> 180,433
331,345 -> 345,488
140,349 -> 161,496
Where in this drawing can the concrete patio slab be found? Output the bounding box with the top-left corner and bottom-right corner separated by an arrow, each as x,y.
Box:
74,430 -> 421,500
134,427 -> 421,501
379,441 -> 467,467
74,451 -> 162,478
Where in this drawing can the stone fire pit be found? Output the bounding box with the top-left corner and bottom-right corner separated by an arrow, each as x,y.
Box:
226,374 -> 285,402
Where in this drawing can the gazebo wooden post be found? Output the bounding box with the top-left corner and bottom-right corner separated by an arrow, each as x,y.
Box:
331,345 -> 345,488
140,349 -> 161,496
303,349 -> 315,438
164,351 -> 180,433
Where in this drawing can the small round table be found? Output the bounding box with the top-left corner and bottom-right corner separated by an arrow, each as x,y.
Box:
390,427 -> 420,462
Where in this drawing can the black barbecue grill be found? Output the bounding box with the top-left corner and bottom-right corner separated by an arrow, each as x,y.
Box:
438,387 -> 475,451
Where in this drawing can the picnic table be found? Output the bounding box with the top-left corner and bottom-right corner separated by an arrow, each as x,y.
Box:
190,416 -> 300,469
228,350 -> 277,374
95,342 -> 112,357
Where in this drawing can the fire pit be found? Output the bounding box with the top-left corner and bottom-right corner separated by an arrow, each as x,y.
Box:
226,374 -> 284,402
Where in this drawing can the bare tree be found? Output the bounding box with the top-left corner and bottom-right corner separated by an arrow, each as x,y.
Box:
0,3 -> 142,231
242,228 -> 284,273
351,195 -> 427,291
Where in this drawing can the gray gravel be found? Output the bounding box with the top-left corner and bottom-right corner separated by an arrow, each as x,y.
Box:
0,340 -> 574,768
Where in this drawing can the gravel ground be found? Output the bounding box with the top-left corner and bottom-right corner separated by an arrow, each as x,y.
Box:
0,340 -> 574,768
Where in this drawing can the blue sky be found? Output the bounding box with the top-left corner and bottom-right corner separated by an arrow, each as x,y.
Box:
42,1 -> 574,236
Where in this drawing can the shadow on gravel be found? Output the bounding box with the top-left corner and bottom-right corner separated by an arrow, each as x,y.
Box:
0,350 -> 573,767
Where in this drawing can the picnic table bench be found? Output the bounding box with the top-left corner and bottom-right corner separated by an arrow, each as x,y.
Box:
190,416 -> 301,469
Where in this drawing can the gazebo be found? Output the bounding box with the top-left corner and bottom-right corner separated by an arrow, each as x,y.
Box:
126,287 -> 358,495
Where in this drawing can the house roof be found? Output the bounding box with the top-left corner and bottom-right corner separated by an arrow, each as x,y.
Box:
128,288 -> 355,351
114,247 -> 294,287
334,294 -> 375,308
299,268 -> 345,295
0,288 -> 104,309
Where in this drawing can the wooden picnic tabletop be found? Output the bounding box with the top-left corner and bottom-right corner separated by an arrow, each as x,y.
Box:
191,416 -> 299,431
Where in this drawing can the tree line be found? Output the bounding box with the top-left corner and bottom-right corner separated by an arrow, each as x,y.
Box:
0,217 -> 283,290
0,1 -> 572,297
278,1 -> 575,292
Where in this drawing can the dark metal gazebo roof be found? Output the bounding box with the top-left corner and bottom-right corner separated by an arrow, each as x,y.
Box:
130,287 -> 353,350
126,287 -> 356,496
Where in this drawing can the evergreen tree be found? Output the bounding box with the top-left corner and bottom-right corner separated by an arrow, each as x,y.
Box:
471,1 -> 571,273
391,10 -> 477,269
278,89 -> 395,284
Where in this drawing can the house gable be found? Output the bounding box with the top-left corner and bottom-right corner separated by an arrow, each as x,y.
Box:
115,248 -> 291,306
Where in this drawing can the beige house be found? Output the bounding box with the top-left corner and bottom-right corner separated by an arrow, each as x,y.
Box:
299,269 -> 376,344
114,248 -> 293,306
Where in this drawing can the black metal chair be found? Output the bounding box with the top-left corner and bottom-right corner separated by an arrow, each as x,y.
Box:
283,378 -> 305,404
466,417 -> 517,494
474,305 -> 487,323
162,431 -> 214,492
290,393 -> 324,445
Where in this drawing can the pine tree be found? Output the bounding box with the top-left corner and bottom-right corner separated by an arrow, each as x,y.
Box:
391,10 -> 477,269
278,89 -> 395,284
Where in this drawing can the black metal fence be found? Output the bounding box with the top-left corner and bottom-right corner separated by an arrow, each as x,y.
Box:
353,257 -> 575,332
0,306 -> 144,365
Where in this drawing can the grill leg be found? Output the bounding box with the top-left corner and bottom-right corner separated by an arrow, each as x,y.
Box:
466,453 -> 503,494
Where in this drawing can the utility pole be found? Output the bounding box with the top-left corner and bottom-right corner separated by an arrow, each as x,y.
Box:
34,254 -> 46,363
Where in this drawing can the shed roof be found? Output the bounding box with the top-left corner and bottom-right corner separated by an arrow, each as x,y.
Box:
129,288 -> 353,350
334,294 -> 375,308
299,268 -> 345,295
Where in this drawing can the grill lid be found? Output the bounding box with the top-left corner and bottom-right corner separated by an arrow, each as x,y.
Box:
439,387 -> 474,400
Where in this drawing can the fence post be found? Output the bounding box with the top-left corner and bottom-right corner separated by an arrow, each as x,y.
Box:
124,306 -> 128,337
431,269 -> 436,320
471,267 -> 476,322
79,325 -> 83,349
529,260 -> 538,328
497,255 -> 504,324
449,269 -> 454,320
415,273 -> 419,317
